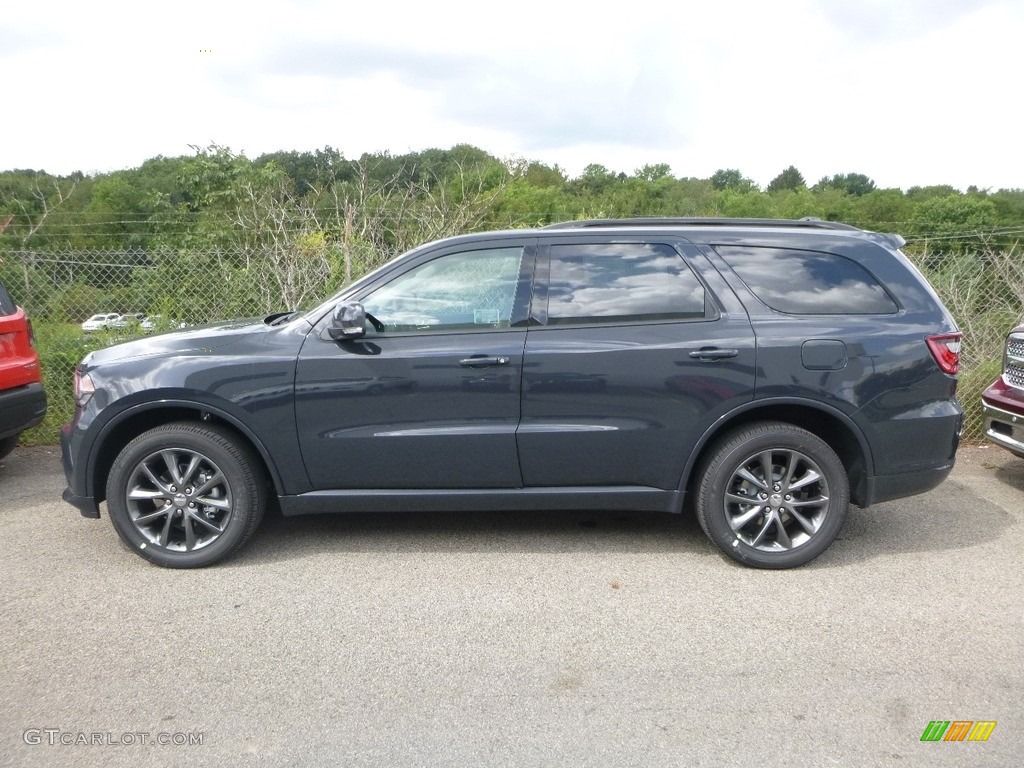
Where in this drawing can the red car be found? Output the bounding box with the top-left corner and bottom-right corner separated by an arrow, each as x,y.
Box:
0,280 -> 47,459
981,325 -> 1024,459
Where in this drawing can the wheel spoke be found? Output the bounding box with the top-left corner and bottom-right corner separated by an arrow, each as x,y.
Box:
789,508 -> 817,536
751,515 -> 775,547
184,515 -> 197,550
789,470 -> 822,491
141,463 -> 168,492
774,518 -> 793,549
134,508 -> 169,526
790,496 -> 828,507
158,510 -> 175,547
737,467 -> 767,490
758,451 -> 775,488
194,472 -> 225,497
729,505 -> 764,531
726,491 -> 759,505
160,451 -> 184,485
128,487 -> 168,502
180,455 -> 203,486
188,511 -> 225,534
781,451 -> 798,488
196,496 -> 230,511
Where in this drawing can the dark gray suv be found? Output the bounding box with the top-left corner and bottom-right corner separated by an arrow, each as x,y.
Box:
61,218 -> 963,569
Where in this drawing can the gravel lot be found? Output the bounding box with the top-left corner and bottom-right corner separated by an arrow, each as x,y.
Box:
1,444 -> 1022,768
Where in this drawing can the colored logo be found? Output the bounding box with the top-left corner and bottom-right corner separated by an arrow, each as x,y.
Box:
920,721 -> 996,742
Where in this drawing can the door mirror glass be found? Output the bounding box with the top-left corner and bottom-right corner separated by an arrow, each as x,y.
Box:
328,301 -> 367,340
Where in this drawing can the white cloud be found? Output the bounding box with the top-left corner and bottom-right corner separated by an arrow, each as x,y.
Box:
1,0 -> 1020,190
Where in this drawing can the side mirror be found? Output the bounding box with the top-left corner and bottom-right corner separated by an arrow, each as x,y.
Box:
328,301 -> 368,341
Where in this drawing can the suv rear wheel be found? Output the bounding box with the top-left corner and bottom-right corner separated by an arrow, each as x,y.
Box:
105,422 -> 267,568
696,422 -> 849,569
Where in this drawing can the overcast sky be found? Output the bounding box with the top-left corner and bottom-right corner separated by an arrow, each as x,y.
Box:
3,0 -> 1021,190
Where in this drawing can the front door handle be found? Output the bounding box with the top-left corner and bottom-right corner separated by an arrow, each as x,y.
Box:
688,347 -> 740,361
459,355 -> 511,368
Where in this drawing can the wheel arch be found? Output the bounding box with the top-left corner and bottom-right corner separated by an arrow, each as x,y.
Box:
679,399 -> 874,510
88,402 -> 284,506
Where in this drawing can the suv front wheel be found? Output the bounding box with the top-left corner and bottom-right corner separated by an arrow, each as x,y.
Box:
696,422 -> 849,569
105,422 -> 267,568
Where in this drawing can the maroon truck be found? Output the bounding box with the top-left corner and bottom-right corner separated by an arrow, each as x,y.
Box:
982,325 -> 1024,458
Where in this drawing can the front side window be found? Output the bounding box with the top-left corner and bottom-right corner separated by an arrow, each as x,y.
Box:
716,246 -> 898,315
362,247 -> 524,332
545,243 -> 706,325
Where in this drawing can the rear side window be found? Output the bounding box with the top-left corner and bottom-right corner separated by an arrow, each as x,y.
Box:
546,243 -> 706,325
0,282 -> 16,316
716,246 -> 898,315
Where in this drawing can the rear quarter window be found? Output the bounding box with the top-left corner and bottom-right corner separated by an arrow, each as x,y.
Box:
715,246 -> 898,315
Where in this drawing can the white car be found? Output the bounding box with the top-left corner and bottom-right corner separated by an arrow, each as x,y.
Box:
110,313 -> 146,329
81,313 -> 120,332
140,315 -> 188,332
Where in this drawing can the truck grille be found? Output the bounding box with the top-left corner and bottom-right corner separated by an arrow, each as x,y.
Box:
1007,333 -> 1024,390
1008,336 -> 1024,360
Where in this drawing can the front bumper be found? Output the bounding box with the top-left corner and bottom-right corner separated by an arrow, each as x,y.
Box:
60,420 -> 101,518
981,378 -> 1024,459
982,400 -> 1024,459
62,486 -> 100,518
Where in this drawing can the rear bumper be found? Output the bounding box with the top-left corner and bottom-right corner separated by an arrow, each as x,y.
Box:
0,382 -> 47,440
864,462 -> 955,506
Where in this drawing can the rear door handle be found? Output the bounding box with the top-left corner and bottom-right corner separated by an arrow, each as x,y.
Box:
459,356 -> 511,368
688,347 -> 740,361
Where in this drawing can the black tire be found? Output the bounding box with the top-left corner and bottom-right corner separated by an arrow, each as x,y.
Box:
105,421 -> 267,568
0,434 -> 19,460
696,421 -> 849,569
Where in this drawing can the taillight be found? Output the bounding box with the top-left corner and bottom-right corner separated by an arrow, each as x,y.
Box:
926,332 -> 962,375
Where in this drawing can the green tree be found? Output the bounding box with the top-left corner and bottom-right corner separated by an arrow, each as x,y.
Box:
710,168 -> 757,192
814,173 -> 876,197
767,166 -> 806,193
634,163 -> 672,183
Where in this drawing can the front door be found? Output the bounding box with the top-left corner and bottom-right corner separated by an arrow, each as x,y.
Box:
296,242 -> 534,490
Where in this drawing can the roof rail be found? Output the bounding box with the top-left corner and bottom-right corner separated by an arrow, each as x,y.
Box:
541,217 -> 863,232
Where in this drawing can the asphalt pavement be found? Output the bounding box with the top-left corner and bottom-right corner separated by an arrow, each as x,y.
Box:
1,444 -> 1022,768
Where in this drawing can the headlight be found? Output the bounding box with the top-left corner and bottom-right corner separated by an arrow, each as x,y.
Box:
74,368 -> 96,407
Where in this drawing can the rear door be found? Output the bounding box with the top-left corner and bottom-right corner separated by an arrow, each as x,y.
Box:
517,237 -> 756,490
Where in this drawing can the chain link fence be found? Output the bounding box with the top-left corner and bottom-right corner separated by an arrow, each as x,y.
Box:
2,244 -> 1022,446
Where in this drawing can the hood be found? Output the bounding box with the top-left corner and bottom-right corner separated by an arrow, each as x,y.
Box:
83,316 -> 278,367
